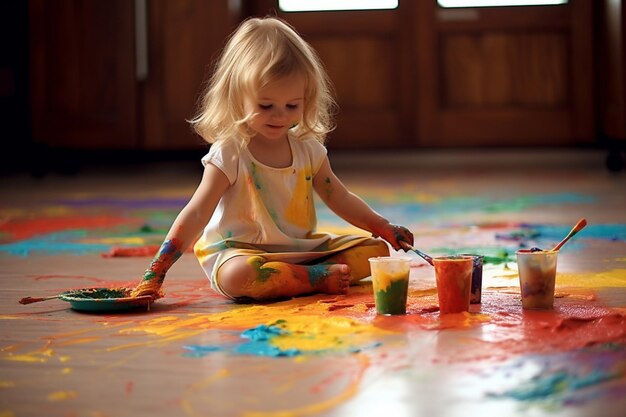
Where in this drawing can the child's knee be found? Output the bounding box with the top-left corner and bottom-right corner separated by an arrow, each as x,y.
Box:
217,255 -> 265,298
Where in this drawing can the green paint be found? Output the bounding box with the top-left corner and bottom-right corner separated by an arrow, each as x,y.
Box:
434,247 -> 514,265
63,288 -> 130,299
324,177 -> 332,200
374,278 -> 409,315
250,162 -> 262,190
250,257 -> 280,283
143,271 -> 158,281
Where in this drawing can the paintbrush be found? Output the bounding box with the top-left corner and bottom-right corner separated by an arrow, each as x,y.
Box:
400,241 -> 434,266
529,218 -> 588,253
551,218 -> 587,251
19,295 -> 62,304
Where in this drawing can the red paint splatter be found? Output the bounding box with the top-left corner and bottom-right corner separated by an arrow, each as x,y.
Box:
1,216 -> 139,241
102,245 -> 161,258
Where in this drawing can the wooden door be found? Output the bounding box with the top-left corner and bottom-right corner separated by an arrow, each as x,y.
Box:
245,2 -> 415,150
141,0 -> 235,150
597,0 -> 626,141
29,0 -> 137,149
29,0 -> 234,151
247,1 -> 594,149
415,1 -> 595,147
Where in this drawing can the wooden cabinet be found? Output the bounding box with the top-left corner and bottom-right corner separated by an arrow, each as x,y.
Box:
247,0 -> 595,149
598,0 -> 626,141
29,0 -> 234,151
30,0 -> 598,151
415,1 -> 594,147
597,0 -> 626,171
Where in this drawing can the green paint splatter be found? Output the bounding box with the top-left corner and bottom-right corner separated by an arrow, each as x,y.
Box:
250,258 -> 280,283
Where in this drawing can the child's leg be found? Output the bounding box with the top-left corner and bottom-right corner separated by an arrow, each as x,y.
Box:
217,255 -> 352,300
323,238 -> 390,283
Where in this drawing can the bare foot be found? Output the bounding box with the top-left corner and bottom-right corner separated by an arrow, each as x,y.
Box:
316,264 -> 351,295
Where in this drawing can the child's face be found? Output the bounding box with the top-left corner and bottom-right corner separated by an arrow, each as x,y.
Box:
247,73 -> 306,142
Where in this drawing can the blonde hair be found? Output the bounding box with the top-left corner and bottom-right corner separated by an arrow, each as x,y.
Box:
190,17 -> 336,145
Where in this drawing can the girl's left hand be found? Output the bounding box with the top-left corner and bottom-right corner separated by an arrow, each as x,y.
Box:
374,223 -> 414,251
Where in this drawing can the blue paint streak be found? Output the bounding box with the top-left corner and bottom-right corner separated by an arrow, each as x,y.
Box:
487,343 -> 626,406
182,345 -> 224,358
181,322 -> 384,358
317,192 -> 596,224
0,231 -> 111,256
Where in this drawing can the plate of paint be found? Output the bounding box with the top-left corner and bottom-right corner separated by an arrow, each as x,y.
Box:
19,287 -> 154,312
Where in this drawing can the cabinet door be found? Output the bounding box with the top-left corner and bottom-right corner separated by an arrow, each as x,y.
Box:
29,0 -> 137,149
141,0 -> 234,150
245,1 -> 414,150
415,1 -> 595,147
598,0 -> 626,140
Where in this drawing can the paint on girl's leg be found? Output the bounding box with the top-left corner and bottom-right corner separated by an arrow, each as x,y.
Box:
247,256 -> 280,283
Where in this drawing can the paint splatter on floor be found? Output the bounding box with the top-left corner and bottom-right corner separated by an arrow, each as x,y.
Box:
1,169 -> 625,417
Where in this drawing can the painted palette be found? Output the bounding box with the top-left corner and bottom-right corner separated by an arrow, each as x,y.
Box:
20,287 -> 154,313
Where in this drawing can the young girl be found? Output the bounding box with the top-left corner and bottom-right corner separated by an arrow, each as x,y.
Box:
131,16 -> 413,302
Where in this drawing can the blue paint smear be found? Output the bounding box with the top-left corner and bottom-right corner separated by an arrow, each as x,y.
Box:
0,230 -> 111,256
487,343 -> 626,407
182,322 -> 383,358
496,223 -> 626,247
316,192 -> 595,224
183,345 -> 224,358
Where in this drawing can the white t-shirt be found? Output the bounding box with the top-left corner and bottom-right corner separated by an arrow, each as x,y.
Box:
194,135 -> 332,262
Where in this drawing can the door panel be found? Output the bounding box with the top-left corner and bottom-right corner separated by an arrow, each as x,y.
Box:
417,1 -> 594,147
245,3 -> 414,149
29,0 -> 137,149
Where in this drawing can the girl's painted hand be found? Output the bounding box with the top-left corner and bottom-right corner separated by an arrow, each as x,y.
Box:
374,223 -> 414,251
129,238 -> 183,299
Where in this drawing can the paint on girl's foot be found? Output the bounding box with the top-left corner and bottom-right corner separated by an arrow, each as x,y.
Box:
308,265 -> 330,287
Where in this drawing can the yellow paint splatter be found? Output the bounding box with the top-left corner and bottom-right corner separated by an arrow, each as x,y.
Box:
557,269 -> 626,288
82,236 -> 147,245
269,316 -> 391,352
284,168 -> 315,229
0,315 -> 24,320
2,348 -> 55,363
0,381 -> 15,388
0,411 -> 16,417
47,390 -> 78,402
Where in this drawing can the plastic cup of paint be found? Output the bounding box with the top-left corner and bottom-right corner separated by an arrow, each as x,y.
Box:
460,254 -> 484,304
516,249 -> 558,310
433,255 -> 474,314
369,257 -> 411,315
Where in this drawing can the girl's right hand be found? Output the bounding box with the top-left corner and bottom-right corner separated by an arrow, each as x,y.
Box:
129,276 -> 164,299
373,223 -> 414,252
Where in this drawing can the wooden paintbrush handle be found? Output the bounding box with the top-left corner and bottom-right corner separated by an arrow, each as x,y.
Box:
19,295 -> 59,304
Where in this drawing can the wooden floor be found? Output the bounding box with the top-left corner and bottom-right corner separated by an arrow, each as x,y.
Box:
1,148 -> 626,417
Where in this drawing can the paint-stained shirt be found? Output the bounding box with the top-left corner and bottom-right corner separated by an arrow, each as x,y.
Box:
194,135 -> 332,260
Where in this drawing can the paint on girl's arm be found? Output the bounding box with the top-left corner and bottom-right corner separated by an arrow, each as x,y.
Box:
149,239 -> 182,269
143,238 -> 183,284
324,177 -> 332,200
